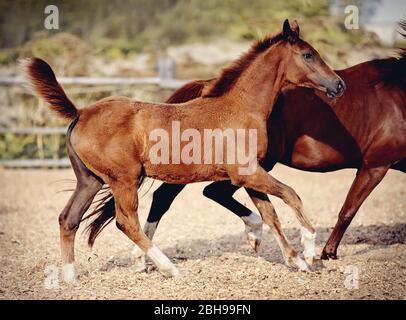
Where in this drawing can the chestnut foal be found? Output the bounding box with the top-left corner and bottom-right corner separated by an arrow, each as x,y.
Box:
25,20 -> 345,282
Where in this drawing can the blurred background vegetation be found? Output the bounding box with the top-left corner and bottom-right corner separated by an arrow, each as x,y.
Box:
0,0 -> 403,163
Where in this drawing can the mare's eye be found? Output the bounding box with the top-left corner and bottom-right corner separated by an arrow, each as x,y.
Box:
303,52 -> 313,60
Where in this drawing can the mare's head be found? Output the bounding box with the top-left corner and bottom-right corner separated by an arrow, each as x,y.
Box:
277,19 -> 345,98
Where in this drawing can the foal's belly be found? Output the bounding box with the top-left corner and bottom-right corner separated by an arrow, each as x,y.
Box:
143,163 -> 230,184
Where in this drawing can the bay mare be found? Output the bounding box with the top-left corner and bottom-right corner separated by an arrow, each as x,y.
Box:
93,23 -> 406,270
25,20 -> 345,282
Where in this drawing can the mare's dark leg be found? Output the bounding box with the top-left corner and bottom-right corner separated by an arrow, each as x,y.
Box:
203,180 -> 263,250
141,181 -> 262,244
203,180 -> 251,216
143,183 -> 186,239
59,133 -> 103,283
321,165 -> 389,259
390,158 -> 406,173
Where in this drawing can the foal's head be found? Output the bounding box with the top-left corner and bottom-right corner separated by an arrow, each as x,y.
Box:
204,20 -> 345,99
278,19 -> 345,98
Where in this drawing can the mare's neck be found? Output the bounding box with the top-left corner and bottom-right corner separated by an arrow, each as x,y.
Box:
228,46 -> 286,119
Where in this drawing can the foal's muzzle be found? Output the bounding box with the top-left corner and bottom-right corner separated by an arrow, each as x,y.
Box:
326,79 -> 346,98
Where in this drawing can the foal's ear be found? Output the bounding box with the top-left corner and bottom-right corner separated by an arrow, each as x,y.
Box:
282,19 -> 299,43
283,19 -> 292,38
291,20 -> 300,36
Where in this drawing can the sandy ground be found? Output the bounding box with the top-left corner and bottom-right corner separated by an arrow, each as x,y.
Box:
0,166 -> 405,300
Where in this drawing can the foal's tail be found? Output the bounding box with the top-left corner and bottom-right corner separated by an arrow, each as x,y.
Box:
82,79 -> 211,246
22,58 -> 78,120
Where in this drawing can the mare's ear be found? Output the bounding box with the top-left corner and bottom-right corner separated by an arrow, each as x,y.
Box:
282,19 -> 299,43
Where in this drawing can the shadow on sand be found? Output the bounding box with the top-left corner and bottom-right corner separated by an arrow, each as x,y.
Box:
161,223 -> 406,263
99,223 -> 406,272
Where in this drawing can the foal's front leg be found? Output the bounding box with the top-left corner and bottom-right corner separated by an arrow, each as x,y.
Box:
245,189 -> 308,270
229,165 -> 316,266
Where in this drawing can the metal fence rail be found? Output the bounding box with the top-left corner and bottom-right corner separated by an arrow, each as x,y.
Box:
0,126 -> 69,168
0,75 -> 187,89
0,158 -> 70,168
0,127 -> 66,134
0,58 -> 188,168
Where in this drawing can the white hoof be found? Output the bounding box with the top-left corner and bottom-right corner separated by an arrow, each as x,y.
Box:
293,256 -> 309,272
301,227 -> 316,265
62,263 -> 77,284
132,245 -> 147,272
241,212 -> 263,252
160,265 -> 180,278
134,255 -> 146,273
132,245 -> 145,258
147,245 -> 179,278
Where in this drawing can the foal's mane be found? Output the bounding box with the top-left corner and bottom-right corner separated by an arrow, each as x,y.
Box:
203,33 -> 285,97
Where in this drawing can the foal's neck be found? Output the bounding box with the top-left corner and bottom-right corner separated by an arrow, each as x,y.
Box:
229,46 -> 285,118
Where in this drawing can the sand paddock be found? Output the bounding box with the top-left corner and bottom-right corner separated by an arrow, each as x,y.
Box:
0,166 -> 405,299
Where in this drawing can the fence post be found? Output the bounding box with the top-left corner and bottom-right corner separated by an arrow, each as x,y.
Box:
158,56 -> 176,81
52,134 -> 60,160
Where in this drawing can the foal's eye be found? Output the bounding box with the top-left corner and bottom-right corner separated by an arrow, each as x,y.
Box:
302,52 -> 313,60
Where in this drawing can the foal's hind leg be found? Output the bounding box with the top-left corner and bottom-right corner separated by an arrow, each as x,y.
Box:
58,150 -> 103,283
110,178 -> 179,277
246,189 -> 308,270
230,166 -> 316,266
